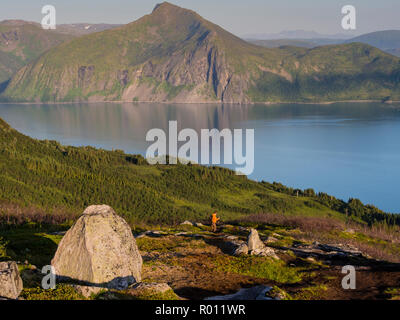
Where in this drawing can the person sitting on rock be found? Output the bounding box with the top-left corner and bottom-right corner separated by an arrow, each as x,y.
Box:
211,212 -> 220,233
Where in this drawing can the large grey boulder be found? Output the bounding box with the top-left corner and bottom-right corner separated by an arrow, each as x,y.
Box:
51,205 -> 142,290
0,261 -> 23,299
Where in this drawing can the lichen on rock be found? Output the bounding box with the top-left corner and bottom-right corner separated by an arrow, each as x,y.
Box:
51,205 -> 142,290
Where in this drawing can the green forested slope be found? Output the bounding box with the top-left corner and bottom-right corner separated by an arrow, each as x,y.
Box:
0,117 -> 398,226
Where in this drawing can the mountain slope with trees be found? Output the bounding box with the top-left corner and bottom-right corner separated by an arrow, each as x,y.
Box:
0,116 -> 398,227
2,2 -> 400,103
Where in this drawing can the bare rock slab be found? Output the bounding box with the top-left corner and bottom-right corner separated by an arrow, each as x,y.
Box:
205,285 -> 273,300
0,261 -> 23,299
51,205 -> 142,290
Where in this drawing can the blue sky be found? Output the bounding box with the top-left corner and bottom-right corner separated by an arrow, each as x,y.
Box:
1,0 -> 399,36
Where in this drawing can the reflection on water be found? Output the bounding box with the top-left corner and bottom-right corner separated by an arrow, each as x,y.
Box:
1,102 -> 400,213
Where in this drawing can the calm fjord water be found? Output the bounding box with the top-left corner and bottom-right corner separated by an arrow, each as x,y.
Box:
1,102 -> 400,213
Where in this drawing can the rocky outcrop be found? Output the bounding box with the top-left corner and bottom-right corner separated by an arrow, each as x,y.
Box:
286,242 -> 365,261
247,228 -> 264,251
51,205 -> 142,290
232,242 -> 249,256
247,228 -> 279,259
0,261 -> 23,299
100,282 -> 180,300
226,228 -> 278,258
251,246 -> 279,258
205,285 -> 275,300
224,237 -> 248,256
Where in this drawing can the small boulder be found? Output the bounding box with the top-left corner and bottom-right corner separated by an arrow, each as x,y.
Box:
180,220 -> 193,226
247,228 -> 265,251
51,205 -> 142,290
232,243 -> 249,256
247,229 -> 279,259
71,284 -> 104,298
225,239 -> 249,256
0,261 -> 23,299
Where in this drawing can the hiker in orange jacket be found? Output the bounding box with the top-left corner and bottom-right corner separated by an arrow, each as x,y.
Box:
211,212 -> 220,233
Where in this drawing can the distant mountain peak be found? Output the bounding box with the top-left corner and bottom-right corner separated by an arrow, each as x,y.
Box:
151,2 -> 199,20
152,2 -> 166,12
152,2 -> 182,13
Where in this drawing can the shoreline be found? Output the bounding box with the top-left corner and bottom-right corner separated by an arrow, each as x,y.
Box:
0,99 -> 399,106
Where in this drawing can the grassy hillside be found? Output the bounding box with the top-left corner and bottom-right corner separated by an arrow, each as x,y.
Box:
0,20 -> 73,86
247,43 -> 400,102
0,116 -> 398,228
2,2 -> 400,103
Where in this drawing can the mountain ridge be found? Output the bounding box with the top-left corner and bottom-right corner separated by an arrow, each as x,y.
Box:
0,21 -> 73,84
246,30 -> 400,58
1,2 -> 400,103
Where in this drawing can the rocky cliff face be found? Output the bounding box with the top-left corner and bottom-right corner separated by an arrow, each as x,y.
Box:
2,2 -> 400,103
